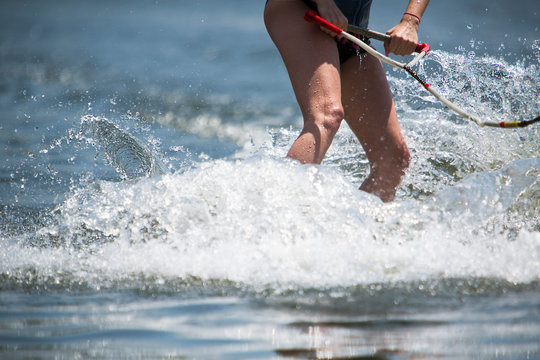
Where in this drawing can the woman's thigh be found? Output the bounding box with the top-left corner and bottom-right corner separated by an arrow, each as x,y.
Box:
264,0 -> 342,120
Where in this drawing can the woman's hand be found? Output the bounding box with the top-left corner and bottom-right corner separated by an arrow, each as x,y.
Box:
313,0 -> 348,37
384,15 -> 419,56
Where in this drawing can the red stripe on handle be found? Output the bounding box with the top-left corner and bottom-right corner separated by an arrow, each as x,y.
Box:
304,10 -> 343,35
305,10 -> 431,55
415,43 -> 430,54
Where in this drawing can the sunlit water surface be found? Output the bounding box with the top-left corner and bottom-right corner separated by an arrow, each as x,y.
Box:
1,0 -> 539,359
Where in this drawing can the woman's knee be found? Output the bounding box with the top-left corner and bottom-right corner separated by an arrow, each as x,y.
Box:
307,105 -> 344,136
321,105 -> 345,133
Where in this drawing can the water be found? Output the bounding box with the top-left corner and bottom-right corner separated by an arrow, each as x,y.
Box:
1,0 -> 539,359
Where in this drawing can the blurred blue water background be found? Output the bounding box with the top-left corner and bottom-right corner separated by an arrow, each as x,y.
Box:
1,1 -> 539,359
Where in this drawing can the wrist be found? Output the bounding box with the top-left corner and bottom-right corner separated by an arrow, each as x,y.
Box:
402,12 -> 421,25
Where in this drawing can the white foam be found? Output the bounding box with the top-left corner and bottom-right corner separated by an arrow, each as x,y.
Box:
2,156 -> 538,289
2,50 -> 539,290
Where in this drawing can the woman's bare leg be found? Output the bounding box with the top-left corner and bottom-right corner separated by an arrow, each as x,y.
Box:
264,0 -> 344,164
265,1 -> 409,201
341,54 -> 410,202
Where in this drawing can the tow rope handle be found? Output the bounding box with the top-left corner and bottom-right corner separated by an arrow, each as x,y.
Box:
304,9 -> 539,128
304,10 -> 430,54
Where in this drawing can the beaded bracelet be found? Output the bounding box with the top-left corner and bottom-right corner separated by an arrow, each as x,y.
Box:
403,12 -> 421,22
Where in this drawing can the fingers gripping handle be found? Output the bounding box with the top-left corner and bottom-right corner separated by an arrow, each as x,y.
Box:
305,10 -> 430,54
304,10 -> 343,35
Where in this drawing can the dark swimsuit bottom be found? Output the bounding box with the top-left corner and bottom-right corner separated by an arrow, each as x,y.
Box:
266,0 -> 372,64
300,0 -> 371,64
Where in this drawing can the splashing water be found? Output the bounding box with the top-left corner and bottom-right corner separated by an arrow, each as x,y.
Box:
1,155 -> 538,292
1,49 -> 538,295
80,115 -> 165,179
1,2 -> 539,358
419,50 -> 539,124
